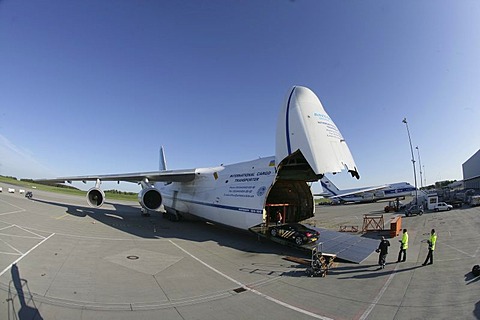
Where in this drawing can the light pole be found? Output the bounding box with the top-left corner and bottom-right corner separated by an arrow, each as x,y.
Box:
416,146 -> 423,189
402,118 -> 418,205
423,165 -> 426,187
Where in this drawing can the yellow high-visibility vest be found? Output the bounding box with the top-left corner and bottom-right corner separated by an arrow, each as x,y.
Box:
430,233 -> 437,250
401,232 -> 409,249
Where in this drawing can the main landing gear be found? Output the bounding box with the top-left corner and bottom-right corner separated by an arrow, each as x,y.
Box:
141,208 -> 151,217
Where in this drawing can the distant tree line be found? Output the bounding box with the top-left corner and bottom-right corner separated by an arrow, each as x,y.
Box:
2,175 -> 19,180
0,176 -> 137,194
435,180 -> 457,189
105,189 -> 137,196
419,180 -> 458,190
28,179 -> 80,190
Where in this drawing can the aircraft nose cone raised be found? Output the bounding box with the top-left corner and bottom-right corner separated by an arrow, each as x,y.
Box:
275,86 -> 359,178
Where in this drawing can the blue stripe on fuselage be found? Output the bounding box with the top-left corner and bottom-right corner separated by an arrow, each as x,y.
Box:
162,195 -> 263,214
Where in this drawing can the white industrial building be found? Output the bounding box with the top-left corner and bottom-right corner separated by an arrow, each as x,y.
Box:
463,149 -> 480,190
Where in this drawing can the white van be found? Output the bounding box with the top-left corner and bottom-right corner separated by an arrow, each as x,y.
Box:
434,202 -> 453,212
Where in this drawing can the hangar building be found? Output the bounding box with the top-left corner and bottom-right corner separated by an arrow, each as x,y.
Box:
463,149 -> 480,190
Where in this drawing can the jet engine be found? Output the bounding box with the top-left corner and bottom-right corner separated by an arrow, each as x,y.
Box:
87,187 -> 105,208
138,187 -> 162,211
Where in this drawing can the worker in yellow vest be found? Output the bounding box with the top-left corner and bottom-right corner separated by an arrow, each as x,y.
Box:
422,229 -> 437,266
397,229 -> 408,262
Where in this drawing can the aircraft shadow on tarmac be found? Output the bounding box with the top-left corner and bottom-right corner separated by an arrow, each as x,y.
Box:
475,301 -> 480,319
465,271 -> 480,285
31,198 -> 305,257
7,264 -> 44,320
334,263 -> 423,280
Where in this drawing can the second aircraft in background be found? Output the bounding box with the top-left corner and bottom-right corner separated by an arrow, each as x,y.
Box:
319,175 -> 416,204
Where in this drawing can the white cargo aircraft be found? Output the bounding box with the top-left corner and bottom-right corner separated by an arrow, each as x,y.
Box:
319,175 -> 415,203
36,86 -> 359,231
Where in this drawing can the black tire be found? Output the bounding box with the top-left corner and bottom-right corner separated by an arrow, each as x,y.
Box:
295,236 -> 303,246
419,211 -> 423,216
270,228 -> 277,237
434,208 -> 439,212
447,208 -> 451,211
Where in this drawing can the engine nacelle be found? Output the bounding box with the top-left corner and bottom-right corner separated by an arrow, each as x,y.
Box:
138,187 -> 162,211
87,187 -> 105,208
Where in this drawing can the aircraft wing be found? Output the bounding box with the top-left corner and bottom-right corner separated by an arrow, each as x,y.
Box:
35,169 -> 197,184
327,185 -> 388,198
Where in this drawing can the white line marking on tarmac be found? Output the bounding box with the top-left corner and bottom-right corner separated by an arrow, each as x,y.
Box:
0,251 -> 22,256
474,245 -> 480,258
169,240 -> 334,320
0,233 -> 55,278
0,225 -> 14,231
0,238 -> 23,255
0,199 -> 26,216
359,265 -> 398,320
0,233 -> 44,239
443,243 -> 474,258
13,224 -> 47,239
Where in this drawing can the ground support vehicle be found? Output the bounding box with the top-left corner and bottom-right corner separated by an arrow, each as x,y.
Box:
433,202 -> 453,212
405,204 -> 424,217
470,195 -> 480,207
305,245 -> 336,277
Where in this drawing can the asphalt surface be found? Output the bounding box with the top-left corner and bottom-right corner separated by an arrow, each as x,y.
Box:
1,183 -> 479,320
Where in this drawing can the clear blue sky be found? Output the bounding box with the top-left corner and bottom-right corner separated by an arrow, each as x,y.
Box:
1,0 -> 479,193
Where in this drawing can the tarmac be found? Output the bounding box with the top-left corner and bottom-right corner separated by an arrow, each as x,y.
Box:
0,182 -> 479,320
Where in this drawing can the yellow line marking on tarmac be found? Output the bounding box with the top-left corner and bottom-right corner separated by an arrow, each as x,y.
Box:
55,213 -> 69,220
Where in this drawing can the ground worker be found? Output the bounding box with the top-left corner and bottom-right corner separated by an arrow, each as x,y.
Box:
397,229 -> 408,262
377,236 -> 390,269
422,229 -> 437,266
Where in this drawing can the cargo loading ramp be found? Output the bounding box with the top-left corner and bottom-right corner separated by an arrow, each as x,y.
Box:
310,227 -> 378,264
251,224 -> 378,264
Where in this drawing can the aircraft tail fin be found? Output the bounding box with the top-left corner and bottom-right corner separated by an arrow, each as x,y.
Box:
320,176 -> 340,197
159,146 -> 167,171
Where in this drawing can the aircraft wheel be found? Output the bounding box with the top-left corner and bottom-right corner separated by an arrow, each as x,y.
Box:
270,228 -> 277,237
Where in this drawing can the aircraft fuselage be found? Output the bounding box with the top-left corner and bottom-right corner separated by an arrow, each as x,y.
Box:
159,156 -> 315,230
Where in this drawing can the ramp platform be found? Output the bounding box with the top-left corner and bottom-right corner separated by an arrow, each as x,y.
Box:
310,227 -> 378,264
250,224 -> 378,264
